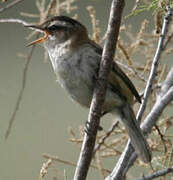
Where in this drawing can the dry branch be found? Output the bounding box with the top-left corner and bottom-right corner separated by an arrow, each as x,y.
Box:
0,18 -> 29,25
93,121 -> 119,154
106,7 -> 173,180
43,153 -> 111,174
136,166 -> 173,180
5,43 -> 36,139
73,0 -> 125,179
3,0 -> 58,139
0,0 -> 24,13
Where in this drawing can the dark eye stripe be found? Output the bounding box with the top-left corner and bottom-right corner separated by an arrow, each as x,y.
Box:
47,25 -> 68,31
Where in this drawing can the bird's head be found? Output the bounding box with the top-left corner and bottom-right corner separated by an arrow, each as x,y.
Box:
26,16 -> 89,49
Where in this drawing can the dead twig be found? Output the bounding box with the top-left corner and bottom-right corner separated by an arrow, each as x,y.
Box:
93,121 -> 119,154
0,0 -> 24,13
154,125 -> 167,153
4,0 -> 57,139
136,166 -> 173,180
39,159 -> 52,180
43,153 -> 111,174
5,43 -> 36,139
0,18 -> 29,26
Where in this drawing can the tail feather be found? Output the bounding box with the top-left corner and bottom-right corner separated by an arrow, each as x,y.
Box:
120,104 -> 152,163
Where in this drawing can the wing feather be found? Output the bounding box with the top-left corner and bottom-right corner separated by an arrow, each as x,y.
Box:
89,40 -> 141,104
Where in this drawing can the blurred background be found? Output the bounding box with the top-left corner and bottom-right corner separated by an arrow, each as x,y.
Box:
1,0 -> 170,180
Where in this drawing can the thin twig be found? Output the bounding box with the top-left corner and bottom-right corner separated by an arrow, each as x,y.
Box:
154,125 -> 167,153
136,166 -> 173,180
1,19 -> 33,139
1,20 -> 35,139
105,7 -> 173,180
0,18 -> 29,26
93,121 -> 119,154
39,159 -> 52,180
162,31 -> 173,50
44,0 -> 56,20
43,153 -> 80,168
5,43 -> 36,139
0,0 -> 24,13
73,0 -> 125,179
4,0 -> 57,139
95,152 -> 107,178
116,61 -> 147,82
43,153 -> 111,174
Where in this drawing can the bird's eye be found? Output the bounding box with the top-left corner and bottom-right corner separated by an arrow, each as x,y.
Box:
48,25 -> 58,31
47,24 -> 68,32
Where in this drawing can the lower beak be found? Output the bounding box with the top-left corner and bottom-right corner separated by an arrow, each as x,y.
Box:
25,25 -> 50,47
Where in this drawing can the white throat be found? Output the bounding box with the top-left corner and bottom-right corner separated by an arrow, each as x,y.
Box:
44,39 -> 72,71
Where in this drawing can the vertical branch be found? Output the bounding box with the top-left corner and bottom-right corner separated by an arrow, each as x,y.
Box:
73,0 -> 125,179
106,7 -> 173,180
136,7 -> 173,123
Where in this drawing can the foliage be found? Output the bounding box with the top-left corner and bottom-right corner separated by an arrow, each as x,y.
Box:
127,0 -> 173,18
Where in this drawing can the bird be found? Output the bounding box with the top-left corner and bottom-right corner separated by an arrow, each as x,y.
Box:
26,15 -> 152,163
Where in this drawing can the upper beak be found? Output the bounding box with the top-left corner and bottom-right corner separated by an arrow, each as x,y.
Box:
25,24 -> 44,31
25,24 -> 50,47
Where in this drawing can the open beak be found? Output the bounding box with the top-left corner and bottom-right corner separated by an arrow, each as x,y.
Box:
25,25 -> 50,47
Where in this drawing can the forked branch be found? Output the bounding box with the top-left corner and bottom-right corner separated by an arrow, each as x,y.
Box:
106,7 -> 173,179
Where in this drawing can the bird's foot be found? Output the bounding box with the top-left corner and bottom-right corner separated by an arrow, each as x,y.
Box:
84,121 -> 103,136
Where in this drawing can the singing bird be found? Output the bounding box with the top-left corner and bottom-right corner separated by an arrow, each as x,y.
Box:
26,16 -> 151,162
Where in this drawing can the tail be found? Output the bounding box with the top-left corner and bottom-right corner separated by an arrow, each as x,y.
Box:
119,104 -> 152,163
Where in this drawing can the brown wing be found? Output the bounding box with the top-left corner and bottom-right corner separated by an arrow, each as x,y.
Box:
90,40 -> 141,104
111,62 -> 141,104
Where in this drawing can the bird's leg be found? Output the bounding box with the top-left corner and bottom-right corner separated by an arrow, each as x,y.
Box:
84,111 -> 107,135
